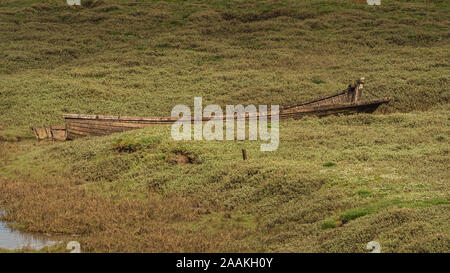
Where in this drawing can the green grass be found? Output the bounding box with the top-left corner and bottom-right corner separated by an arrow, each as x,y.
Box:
112,135 -> 164,153
0,0 -> 449,140
1,107 -> 449,252
312,78 -> 326,84
357,190 -> 372,198
337,198 -> 450,224
321,221 -> 337,230
341,207 -> 373,223
0,0 -> 448,253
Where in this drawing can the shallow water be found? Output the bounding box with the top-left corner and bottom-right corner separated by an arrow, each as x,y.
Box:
0,210 -> 59,250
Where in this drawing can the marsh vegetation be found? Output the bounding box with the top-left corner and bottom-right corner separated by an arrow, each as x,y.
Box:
0,0 -> 448,252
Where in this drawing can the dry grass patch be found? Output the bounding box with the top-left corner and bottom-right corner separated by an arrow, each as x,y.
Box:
0,178 -> 254,252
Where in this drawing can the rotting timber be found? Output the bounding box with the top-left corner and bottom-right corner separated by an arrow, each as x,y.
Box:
32,77 -> 390,141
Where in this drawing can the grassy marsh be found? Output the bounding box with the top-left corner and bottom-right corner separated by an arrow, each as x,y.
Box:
0,0 -> 448,252
1,108 -> 449,252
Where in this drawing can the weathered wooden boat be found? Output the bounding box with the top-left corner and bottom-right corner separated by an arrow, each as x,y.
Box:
33,78 -> 390,141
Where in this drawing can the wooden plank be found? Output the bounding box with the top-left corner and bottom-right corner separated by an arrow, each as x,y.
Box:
69,120 -> 175,129
68,126 -> 136,136
68,127 -> 117,137
97,115 -> 120,120
119,115 -> 177,122
63,113 -> 81,119
67,119 -> 149,129
32,127 -> 51,141
51,129 -> 67,141
67,125 -> 127,135
66,128 -> 91,136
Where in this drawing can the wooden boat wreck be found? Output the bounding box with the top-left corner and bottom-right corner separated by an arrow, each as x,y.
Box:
33,77 -> 390,141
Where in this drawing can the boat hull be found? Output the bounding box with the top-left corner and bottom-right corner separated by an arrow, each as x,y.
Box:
63,97 -> 390,140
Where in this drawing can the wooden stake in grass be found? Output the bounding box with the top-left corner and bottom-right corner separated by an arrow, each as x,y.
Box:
242,149 -> 247,160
